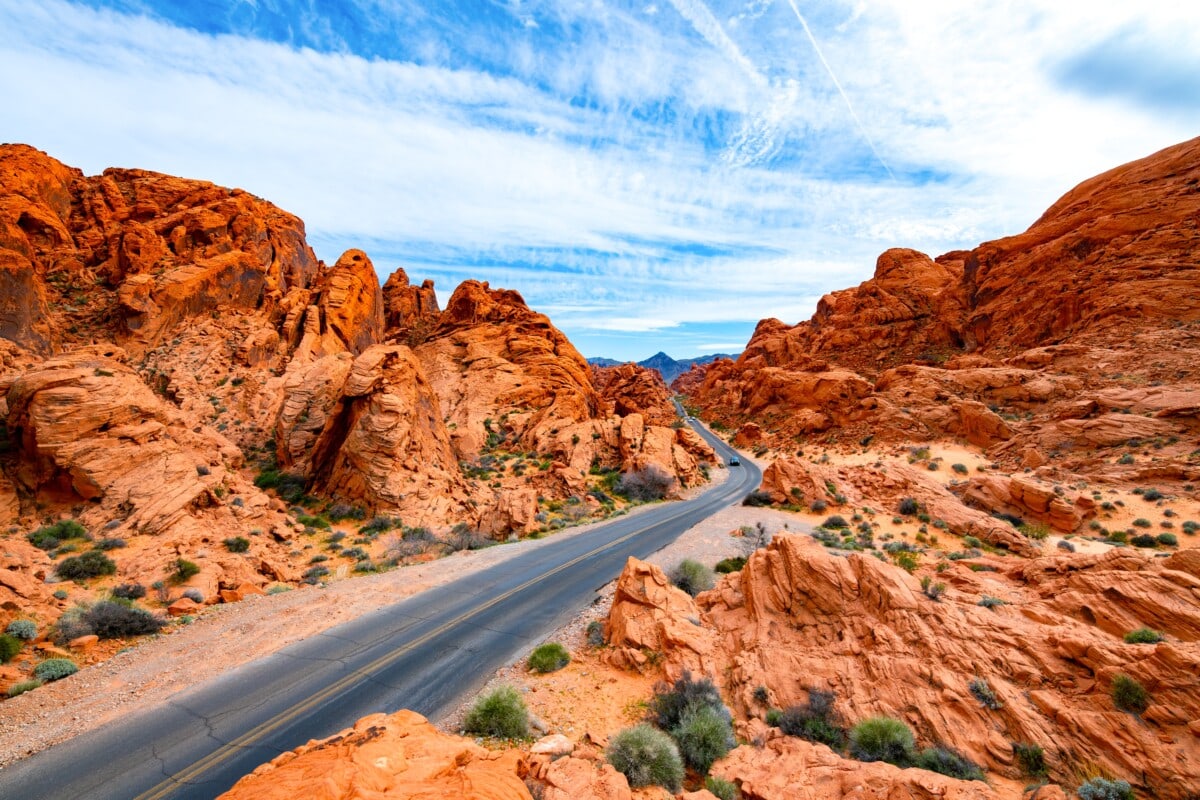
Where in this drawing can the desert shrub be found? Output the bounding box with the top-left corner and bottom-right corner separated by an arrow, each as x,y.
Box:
95,537 -> 126,551
528,642 -> 570,674
822,515 -> 849,530
53,589 -> 68,600
182,588 -> 204,603
714,556 -> 746,574
586,620 -> 605,647
447,523 -> 491,552
360,515 -> 400,535
1111,674 -> 1150,714
463,685 -> 529,739
326,503 -> 365,521
673,704 -> 735,775
891,551 -> 919,573
1132,518 -> 1152,529
7,679 -> 42,697
1142,488 -> 1163,501
83,600 -> 164,639
617,466 -> 674,502
1130,534 -> 1157,548
898,497 -> 919,515
1157,532 -> 1178,547
1124,627 -> 1164,644
254,470 -> 306,502
6,619 -> 37,640
303,566 -> 329,584
606,724 -> 684,791
1107,530 -> 1129,544
1019,523 -> 1050,540
810,498 -> 827,512
920,576 -> 945,601
1182,520 -> 1198,534
849,716 -> 914,765
223,536 -> 250,553
1058,539 -> 1076,552
111,582 -> 147,601
671,559 -> 716,597
951,463 -> 968,474
978,595 -> 1006,609
28,519 -> 88,550
172,558 -> 200,583
53,608 -> 94,643
705,776 -> 739,800
915,746 -> 985,780
0,634 -> 23,662
778,688 -> 846,750
56,550 -> 117,581
34,658 -> 78,681
1076,778 -> 1135,800
765,708 -> 782,727
968,678 -> 1003,710
296,514 -> 331,530
1012,742 -> 1047,777
650,671 -> 727,731
741,491 -> 773,507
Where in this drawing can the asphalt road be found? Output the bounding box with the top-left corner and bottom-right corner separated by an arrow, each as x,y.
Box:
0,420 -> 760,800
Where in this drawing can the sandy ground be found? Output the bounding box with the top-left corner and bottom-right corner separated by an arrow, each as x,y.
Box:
0,465 -> 761,768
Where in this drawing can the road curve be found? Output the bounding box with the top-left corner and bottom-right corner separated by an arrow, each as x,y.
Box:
0,421 -> 760,800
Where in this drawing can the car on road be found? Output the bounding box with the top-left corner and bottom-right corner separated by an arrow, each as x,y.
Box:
728,456 -> 740,466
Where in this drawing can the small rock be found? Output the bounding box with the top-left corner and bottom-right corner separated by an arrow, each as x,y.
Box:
530,734 -> 573,757
68,635 -> 99,653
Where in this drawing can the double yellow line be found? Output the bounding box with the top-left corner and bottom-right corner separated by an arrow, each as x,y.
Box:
133,507 -> 689,800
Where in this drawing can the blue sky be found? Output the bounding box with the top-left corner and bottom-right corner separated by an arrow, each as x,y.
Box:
2,1 -> 1198,361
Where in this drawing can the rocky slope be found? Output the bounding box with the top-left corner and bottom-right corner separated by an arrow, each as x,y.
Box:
681,136 -> 1200,475
0,144 -> 712,692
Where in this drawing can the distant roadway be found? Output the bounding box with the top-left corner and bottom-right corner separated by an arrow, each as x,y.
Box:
0,416 -> 760,800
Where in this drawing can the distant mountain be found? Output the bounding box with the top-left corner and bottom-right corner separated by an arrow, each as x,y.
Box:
587,351 -> 739,385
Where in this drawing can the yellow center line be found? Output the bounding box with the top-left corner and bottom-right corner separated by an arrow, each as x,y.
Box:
132,496 -> 717,800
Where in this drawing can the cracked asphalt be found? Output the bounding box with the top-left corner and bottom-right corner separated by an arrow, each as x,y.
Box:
0,422 -> 759,800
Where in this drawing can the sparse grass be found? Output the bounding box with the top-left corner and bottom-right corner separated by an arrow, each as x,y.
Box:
0,634 -> 22,662
1123,627 -> 1164,644
527,642 -> 571,674
6,679 -> 42,697
849,716 -> 914,765
968,678 -> 1003,710
606,724 -> 684,791
463,685 -> 530,739
1111,674 -> 1150,714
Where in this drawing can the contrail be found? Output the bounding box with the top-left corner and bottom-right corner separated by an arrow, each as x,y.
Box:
668,0 -> 767,88
785,0 -> 895,180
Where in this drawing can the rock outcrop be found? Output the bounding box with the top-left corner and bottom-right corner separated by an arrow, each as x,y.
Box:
605,538 -> 1200,797
218,710 -> 532,800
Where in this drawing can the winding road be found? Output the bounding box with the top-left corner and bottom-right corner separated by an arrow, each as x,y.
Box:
1,419 -> 760,800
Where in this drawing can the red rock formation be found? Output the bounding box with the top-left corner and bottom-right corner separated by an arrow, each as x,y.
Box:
592,363 -> 677,428
218,710 -> 532,800
381,266 -> 440,344
606,538 -> 1200,796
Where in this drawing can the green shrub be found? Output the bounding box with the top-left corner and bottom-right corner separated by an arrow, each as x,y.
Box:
891,551 -> 919,573
809,499 -> 827,512
1019,523 -> 1050,540
1142,488 -> 1163,501
915,746 -> 985,781
296,514 -> 331,530
463,685 -> 529,739
1124,627 -> 1164,644
56,550 -> 117,581
28,519 -> 88,550
1156,532 -> 1178,547
650,671 -> 726,731
0,633 -> 22,662
705,776 -> 739,800
951,463 -> 968,475
95,537 -> 126,551
1132,518 -> 1152,529
1111,674 -> 1150,714
34,658 -> 78,682
586,620 -> 605,647
849,716 -> 914,765
765,708 -> 782,727
968,678 -> 1002,710
822,515 -> 849,529
778,688 -> 846,750
898,498 -> 920,516
1076,777 -> 1135,800
223,536 -> 250,553
1012,742 -> 1046,777
1182,520 -> 1198,534
82,600 -> 164,639
670,559 -> 715,597
7,679 -> 42,697
920,576 -> 945,601
672,704 -> 735,774
962,535 -> 982,548
714,557 -> 746,574
528,642 -> 571,674
172,559 -> 200,582
360,515 -> 400,535
606,724 -> 684,791
978,596 -> 1005,609
741,491 -> 773,507
617,467 -> 675,502
254,470 -> 306,502
1130,534 -> 1157,548
52,589 -> 68,600
111,583 -> 146,600
6,619 -> 36,640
